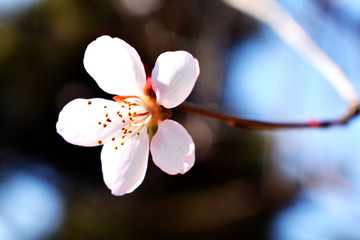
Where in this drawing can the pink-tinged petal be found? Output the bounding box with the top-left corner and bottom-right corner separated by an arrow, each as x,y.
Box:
151,51 -> 200,109
84,35 -> 146,97
150,119 -> 195,175
56,98 -> 128,147
100,131 -> 149,196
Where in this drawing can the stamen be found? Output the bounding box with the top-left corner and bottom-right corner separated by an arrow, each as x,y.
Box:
98,140 -> 102,144
88,101 -> 92,105
103,124 -> 107,128
112,137 -> 115,141
111,95 -> 155,146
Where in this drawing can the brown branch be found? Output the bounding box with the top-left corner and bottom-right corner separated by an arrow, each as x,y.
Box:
177,102 -> 360,130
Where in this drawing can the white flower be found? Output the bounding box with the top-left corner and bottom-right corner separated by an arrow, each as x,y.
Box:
56,35 -> 200,196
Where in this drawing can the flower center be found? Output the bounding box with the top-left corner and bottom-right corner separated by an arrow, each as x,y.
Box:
112,95 -> 152,145
111,94 -> 171,146
94,77 -> 172,148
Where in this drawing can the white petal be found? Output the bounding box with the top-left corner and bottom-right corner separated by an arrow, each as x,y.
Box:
84,35 -> 146,97
151,51 -> 200,109
56,98 -> 129,147
150,119 -> 195,175
100,131 -> 149,196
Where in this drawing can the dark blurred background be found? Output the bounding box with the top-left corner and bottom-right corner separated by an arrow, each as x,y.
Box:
1,0 -> 360,239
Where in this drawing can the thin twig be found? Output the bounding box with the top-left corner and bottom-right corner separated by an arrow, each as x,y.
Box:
178,102 -> 360,130
212,0 -> 360,129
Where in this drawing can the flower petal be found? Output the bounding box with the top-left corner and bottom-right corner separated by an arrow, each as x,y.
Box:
84,35 -> 146,97
150,119 -> 195,175
56,98 -> 129,147
100,131 -> 149,196
151,51 -> 200,109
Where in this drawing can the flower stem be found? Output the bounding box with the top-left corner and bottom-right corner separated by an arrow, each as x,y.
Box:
177,102 -> 360,130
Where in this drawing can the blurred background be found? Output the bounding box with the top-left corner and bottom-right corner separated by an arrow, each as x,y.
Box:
1,0 -> 360,239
